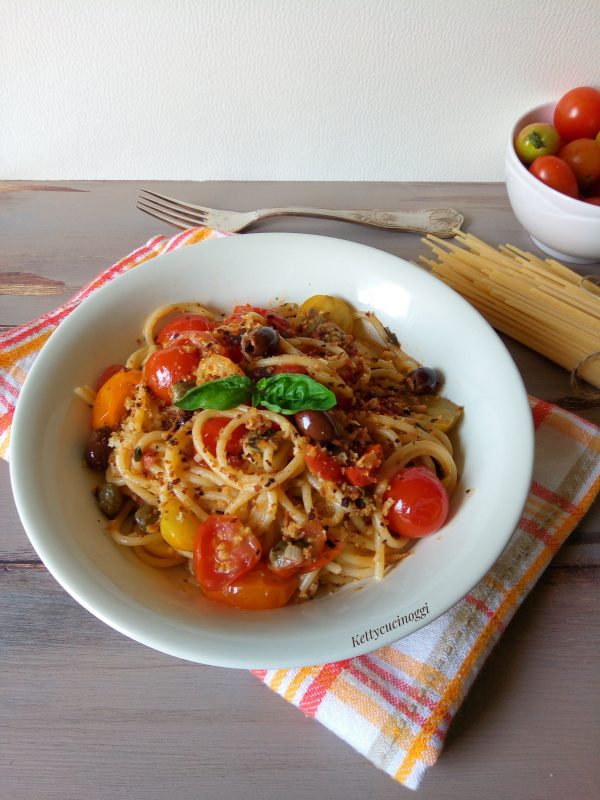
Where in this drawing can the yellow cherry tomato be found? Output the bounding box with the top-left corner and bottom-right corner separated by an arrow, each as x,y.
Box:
160,499 -> 198,551
297,295 -> 354,333
92,369 -> 142,430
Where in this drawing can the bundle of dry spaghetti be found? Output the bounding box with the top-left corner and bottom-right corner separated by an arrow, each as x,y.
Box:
418,231 -> 600,391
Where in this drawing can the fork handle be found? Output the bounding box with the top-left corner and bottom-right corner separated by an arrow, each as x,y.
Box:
251,207 -> 464,237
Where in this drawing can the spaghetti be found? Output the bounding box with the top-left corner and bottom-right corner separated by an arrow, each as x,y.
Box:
419,231 -> 600,390
81,296 -> 462,609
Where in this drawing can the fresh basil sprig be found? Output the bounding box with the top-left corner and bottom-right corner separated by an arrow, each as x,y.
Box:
174,375 -> 252,410
254,374 -> 336,414
174,372 -> 336,414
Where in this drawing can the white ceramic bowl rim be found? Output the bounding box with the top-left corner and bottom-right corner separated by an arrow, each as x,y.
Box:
10,233 -> 535,668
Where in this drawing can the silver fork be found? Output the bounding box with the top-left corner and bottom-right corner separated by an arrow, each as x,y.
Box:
137,189 -> 464,237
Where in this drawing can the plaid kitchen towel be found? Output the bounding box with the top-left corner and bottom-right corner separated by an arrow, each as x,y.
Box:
2,227 -> 599,790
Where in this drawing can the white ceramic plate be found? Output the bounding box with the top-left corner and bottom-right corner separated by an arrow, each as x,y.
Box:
10,233 -> 534,668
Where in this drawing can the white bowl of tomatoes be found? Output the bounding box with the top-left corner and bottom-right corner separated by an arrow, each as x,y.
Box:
506,86 -> 600,264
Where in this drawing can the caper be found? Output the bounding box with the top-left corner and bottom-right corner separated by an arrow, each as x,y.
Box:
134,503 -> 160,531
241,325 -> 279,359
294,409 -> 338,443
405,367 -> 439,395
85,427 -> 112,470
97,482 -> 123,519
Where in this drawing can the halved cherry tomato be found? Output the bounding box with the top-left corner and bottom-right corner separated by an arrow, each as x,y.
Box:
304,445 -> 343,482
95,363 -> 123,391
192,330 -> 243,364
302,538 -> 345,573
344,444 -> 383,487
230,305 -> 291,335
529,156 -> 579,198
200,417 -> 247,461
554,86 -> 600,142
585,197 -> 600,206
201,563 -> 298,609
144,345 -> 200,403
384,466 -> 449,538
92,368 -> 142,429
194,514 -> 261,591
157,313 -> 216,346
268,521 -> 326,578
272,364 -> 308,375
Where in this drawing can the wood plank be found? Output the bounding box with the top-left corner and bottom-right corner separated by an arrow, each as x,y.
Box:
1,566 -> 598,800
0,179 -> 569,325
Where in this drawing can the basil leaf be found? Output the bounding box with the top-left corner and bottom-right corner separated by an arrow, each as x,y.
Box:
255,373 -> 337,414
174,375 -> 252,410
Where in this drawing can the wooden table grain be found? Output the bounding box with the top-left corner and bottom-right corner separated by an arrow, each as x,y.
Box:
1,181 -> 599,800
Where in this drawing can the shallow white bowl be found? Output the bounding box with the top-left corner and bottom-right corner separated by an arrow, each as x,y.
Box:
505,101 -> 600,264
10,233 -> 534,668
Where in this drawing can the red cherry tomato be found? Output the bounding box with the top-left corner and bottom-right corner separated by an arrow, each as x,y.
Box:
157,314 -> 216,346
143,345 -> 200,403
190,330 -> 243,364
268,521 -> 327,578
200,417 -> 247,462
194,515 -> 262,592
230,305 -> 291,335
558,139 -> 600,192
344,444 -> 384,487
584,197 -> 600,206
554,86 -> 600,141
271,364 -> 308,375
201,563 -> 298,609
301,537 -> 345,574
304,446 -> 343,482
95,363 -> 123,391
529,156 -> 579,198
384,466 -> 449,538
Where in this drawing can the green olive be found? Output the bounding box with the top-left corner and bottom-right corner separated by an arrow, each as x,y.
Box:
134,503 -> 159,530
97,482 -> 123,519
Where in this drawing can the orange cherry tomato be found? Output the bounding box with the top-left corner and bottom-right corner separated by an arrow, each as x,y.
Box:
92,368 -> 142,430
143,345 -> 200,403
202,563 -> 298,609
304,445 -> 343,482
384,466 -> 449,538
157,314 -> 216,346
194,515 -> 262,592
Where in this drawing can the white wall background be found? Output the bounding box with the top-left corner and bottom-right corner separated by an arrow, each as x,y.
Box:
2,0 -> 598,181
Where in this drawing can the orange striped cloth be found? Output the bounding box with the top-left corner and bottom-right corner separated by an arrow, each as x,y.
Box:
2,227 -> 599,789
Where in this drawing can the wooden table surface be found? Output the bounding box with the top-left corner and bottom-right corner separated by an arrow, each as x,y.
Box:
1,181 -> 599,800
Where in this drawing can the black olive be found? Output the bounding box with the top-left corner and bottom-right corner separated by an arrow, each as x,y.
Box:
241,326 -> 279,359
135,503 -> 160,530
97,482 -> 123,519
405,367 -> 438,395
85,427 -> 112,470
294,409 -> 338,443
